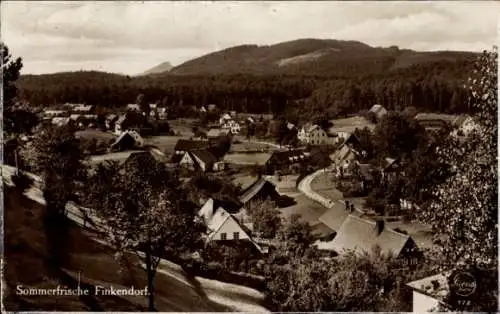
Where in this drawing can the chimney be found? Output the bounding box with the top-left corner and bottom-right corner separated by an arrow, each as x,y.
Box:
376,220 -> 385,235
345,200 -> 350,211
350,204 -> 355,213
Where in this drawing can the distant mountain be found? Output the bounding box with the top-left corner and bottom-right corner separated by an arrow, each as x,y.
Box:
141,61 -> 174,76
162,38 -> 477,76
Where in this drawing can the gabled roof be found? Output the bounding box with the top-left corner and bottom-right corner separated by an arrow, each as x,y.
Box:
330,144 -> 358,163
239,177 -> 278,204
190,149 -> 217,166
198,198 -> 263,252
369,104 -> 388,118
174,139 -> 210,152
220,113 -> 232,121
318,215 -> 413,257
317,201 -> 349,232
115,115 -> 127,125
110,130 -> 143,148
406,271 -> 452,303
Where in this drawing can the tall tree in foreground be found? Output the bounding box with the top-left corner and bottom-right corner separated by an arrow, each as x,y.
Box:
420,47 -> 498,311
2,43 -> 39,169
86,154 -> 204,311
32,124 -> 85,268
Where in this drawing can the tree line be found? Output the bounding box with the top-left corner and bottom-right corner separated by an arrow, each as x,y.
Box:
18,57 -> 475,121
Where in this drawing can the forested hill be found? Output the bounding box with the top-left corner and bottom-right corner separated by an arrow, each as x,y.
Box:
17,39 -> 480,121
165,38 -> 477,76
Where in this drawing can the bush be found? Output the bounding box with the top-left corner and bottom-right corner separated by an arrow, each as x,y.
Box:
11,171 -> 34,193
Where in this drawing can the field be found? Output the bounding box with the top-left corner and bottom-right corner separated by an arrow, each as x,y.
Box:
75,129 -> 116,142
144,135 -> 186,153
224,153 -> 271,165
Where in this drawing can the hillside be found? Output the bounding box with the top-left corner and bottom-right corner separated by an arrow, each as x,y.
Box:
141,61 -> 174,76
165,38 -> 477,76
3,179 -> 267,312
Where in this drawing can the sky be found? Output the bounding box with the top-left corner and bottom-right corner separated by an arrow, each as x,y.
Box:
2,1 -> 499,75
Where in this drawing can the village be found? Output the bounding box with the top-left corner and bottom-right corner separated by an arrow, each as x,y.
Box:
3,3 -> 497,310
3,97 -> 480,312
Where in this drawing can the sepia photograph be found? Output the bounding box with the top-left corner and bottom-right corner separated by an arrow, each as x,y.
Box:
1,1 -> 498,312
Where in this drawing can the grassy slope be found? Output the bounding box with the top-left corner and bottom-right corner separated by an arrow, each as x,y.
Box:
3,186 -> 263,311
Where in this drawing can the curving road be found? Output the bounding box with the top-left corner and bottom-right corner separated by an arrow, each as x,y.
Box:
298,168 -> 338,208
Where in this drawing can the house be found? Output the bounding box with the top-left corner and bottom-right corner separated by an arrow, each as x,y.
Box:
105,114 -> 119,130
307,125 -> 338,146
381,157 -> 402,183
197,198 -> 264,252
179,149 -> 225,172
156,107 -> 168,120
126,103 -> 140,112
43,109 -> 66,118
239,177 -> 280,205
207,104 -> 217,112
369,104 -> 388,120
328,116 -> 376,139
72,104 -> 94,113
51,117 -> 70,126
114,113 -> 147,135
297,123 -> 314,143
219,113 -> 233,125
329,144 -> 359,171
316,215 -> 419,259
109,130 -> 144,152
222,119 -> 241,134
406,272 -> 452,312
265,149 -> 309,174
70,114 -> 81,121
114,115 -> 127,135
200,106 -> 207,113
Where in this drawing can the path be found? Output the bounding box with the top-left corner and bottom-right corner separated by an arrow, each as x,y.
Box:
298,168 -> 338,209
2,165 -> 268,312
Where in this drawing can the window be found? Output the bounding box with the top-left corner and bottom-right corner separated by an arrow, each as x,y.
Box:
220,233 -> 227,240
233,232 -> 239,240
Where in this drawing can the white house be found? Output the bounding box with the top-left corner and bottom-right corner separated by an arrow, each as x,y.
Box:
126,103 -> 140,112
219,113 -> 233,125
308,125 -> 338,145
197,199 -> 263,252
44,109 -> 66,118
51,117 -> 70,126
179,149 -> 225,172
369,104 -> 388,120
406,272 -> 451,312
221,119 -> 241,134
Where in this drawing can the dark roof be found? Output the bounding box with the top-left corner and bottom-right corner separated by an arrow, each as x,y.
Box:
190,149 -> 217,166
317,201 -> 349,232
174,139 -> 210,152
239,177 -> 279,204
319,215 -> 413,257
